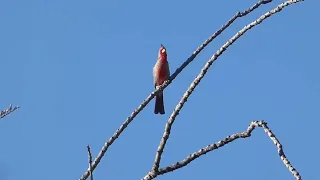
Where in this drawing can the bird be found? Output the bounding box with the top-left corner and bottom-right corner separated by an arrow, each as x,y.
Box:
153,44 -> 170,115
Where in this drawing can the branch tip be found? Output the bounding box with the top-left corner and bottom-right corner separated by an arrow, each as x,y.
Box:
87,145 -> 94,180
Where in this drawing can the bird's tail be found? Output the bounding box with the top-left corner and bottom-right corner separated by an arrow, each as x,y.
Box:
154,92 -> 165,115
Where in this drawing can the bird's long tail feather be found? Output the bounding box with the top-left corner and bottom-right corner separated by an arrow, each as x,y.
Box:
154,92 -> 165,114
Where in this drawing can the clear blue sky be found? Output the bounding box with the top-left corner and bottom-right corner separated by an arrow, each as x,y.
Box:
0,0 -> 317,179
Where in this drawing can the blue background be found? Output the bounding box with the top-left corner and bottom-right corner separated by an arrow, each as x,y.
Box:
0,0 -> 317,179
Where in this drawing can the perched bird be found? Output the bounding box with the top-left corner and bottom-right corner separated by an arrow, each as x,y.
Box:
153,44 -> 170,115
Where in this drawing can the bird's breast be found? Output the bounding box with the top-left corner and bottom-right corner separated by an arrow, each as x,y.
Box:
154,61 -> 169,85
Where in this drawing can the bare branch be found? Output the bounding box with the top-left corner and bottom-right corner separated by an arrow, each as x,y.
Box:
0,104 -> 20,120
149,121 -> 301,180
260,122 -> 301,179
87,145 -> 94,180
146,0 -> 303,179
78,1 -> 272,180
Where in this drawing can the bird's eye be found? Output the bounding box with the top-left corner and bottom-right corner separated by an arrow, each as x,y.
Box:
161,48 -> 166,53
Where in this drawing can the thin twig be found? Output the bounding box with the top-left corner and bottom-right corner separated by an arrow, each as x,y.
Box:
146,0 -> 303,179
87,145 -> 94,180
0,104 -> 20,120
146,121 -> 301,180
78,1 -> 270,179
260,122 -> 301,179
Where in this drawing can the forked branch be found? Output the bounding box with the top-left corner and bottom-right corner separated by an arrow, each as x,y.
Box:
144,121 -> 301,180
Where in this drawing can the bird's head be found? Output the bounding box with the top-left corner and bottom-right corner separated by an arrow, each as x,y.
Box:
158,44 -> 167,59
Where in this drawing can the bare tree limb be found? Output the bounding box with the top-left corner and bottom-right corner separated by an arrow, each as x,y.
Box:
87,145 -> 94,180
0,104 -> 20,120
145,121 -> 301,180
145,0 -> 303,179
78,1 -> 273,180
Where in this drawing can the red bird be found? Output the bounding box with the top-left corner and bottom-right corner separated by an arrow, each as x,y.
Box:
153,44 -> 170,114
